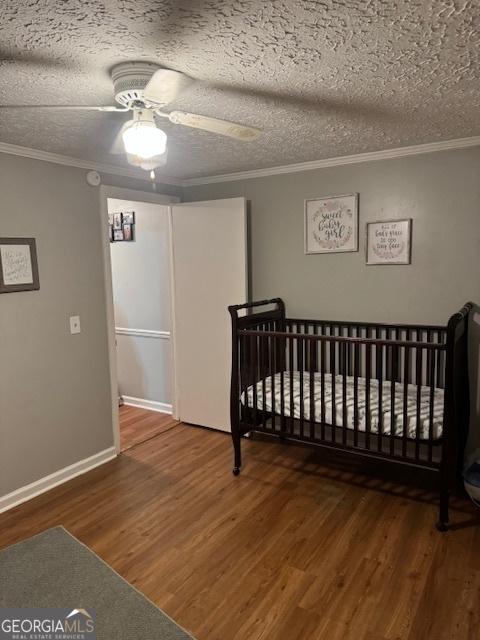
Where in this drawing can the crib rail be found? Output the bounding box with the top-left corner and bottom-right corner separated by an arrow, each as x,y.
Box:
236,327 -> 446,467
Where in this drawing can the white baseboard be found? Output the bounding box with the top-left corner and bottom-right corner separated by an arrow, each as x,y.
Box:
0,447 -> 117,514
122,396 -> 172,414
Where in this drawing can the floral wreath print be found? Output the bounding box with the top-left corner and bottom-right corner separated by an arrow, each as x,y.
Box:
311,201 -> 353,250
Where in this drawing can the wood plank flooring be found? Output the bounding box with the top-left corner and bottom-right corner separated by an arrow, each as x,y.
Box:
120,404 -> 178,451
2,422 -> 480,640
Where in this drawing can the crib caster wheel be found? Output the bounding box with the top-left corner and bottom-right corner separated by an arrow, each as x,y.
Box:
436,520 -> 449,532
233,467 -> 241,476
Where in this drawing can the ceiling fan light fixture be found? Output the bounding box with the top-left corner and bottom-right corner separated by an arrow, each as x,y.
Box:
122,109 -> 167,159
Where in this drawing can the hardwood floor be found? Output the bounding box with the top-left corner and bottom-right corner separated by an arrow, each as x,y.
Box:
119,404 -> 178,451
1,423 -> 480,640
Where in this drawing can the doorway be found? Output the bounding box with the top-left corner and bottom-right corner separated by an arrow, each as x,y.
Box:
100,188 -> 248,453
100,186 -> 179,452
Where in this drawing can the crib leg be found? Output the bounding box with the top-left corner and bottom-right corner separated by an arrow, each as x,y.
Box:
232,431 -> 242,476
436,474 -> 450,532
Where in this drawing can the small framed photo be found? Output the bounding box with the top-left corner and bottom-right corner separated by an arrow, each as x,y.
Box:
305,193 -> 358,254
108,213 -> 114,226
123,223 -> 134,241
109,224 -> 114,242
0,237 -> 40,293
122,211 -> 135,225
113,212 -> 123,230
366,219 -> 412,265
113,229 -> 124,242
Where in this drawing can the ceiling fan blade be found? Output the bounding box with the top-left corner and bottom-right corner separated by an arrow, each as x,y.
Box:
0,105 -> 128,112
143,69 -> 194,107
167,111 -> 261,141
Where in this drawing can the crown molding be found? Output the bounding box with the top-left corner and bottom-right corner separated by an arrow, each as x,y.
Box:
2,135 -> 479,189
0,141 -> 183,187
182,135 -> 480,187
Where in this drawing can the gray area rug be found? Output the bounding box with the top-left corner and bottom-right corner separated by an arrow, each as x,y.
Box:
0,527 -> 194,639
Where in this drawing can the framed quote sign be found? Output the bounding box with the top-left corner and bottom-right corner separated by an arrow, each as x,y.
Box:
0,238 -> 40,293
305,193 -> 358,254
366,219 -> 412,265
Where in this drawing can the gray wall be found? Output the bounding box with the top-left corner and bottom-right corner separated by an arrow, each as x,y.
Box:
184,147 -> 480,450
108,198 -> 172,406
184,147 -> 480,323
0,155 -> 116,496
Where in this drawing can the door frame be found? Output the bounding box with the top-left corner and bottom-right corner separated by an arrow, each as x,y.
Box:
99,185 -> 180,453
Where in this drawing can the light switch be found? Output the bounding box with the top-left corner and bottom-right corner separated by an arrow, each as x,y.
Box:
69,315 -> 81,334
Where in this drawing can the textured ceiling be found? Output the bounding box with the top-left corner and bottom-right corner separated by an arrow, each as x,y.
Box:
0,0 -> 479,180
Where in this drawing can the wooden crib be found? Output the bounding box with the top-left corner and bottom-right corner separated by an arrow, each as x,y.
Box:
229,298 -> 472,531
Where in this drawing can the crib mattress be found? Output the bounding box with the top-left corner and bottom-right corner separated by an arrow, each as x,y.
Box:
242,372 -> 444,440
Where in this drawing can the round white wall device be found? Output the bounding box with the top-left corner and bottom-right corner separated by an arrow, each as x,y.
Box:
86,171 -> 101,186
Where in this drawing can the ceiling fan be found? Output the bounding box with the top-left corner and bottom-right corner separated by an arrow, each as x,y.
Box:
0,62 -> 262,173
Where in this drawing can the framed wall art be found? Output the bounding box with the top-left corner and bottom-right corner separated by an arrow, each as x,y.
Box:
366,218 -> 412,265
123,223 -> 133,241
122,211 -> 135,225
305,193 -> 358,254
110,211 -> 135,242
113,212 -> 123,230
0,238 -> 40,293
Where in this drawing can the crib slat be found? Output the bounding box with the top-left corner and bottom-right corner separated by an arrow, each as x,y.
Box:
415,346 -> 422,460
347,326 -> 352,375
377,342 -> 383,453
330,333 -> 337,442
425,329 -> 430,386
312,324 -> 318,372
402,345 -> 410,458
365,342 -> 372,450
320,338 -> 326,440
309,340 -> 315,440
280,339 -> 286,434
428,349 -> 436,462
289,334 -> 295,435
436,330 -> 442,387
390,345 -> 397,455
299,337 -> 304,438
261,334 -> 267,430
342,342 -> 348,446
239,334 -> 245,422
386,328 -> 392,381
353,342 -> 359,448
251,333 -> 258,423
270,332 -> 276,432
296,324 -> 303,384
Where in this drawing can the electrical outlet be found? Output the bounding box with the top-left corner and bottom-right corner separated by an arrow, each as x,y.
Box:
69,316 -> 81,335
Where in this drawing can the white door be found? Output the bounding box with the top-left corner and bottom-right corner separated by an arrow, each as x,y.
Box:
170,197 -> 247,431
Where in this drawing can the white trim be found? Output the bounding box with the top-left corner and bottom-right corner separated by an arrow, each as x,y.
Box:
0,141 -> 182,186
115,327 -> 171,339
122,396 -> 172,414
0,447 -> 117,514
182,135 -> 480,186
